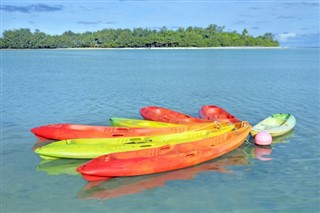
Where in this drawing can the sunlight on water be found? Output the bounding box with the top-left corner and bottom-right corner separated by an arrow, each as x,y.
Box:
1,49 -> 319,212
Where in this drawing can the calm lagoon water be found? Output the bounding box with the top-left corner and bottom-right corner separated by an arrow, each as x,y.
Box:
1,48 -> 319,212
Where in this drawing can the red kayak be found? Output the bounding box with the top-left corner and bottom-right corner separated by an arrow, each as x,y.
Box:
140,106 -> 210,124
30,123 -> 211,140
77,122 -> 251,181
199,105 -> 241,123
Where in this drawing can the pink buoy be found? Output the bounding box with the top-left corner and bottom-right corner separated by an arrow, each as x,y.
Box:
254,131 -> 272,146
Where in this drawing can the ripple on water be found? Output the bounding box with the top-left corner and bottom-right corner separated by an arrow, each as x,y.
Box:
1,49 -> 319,213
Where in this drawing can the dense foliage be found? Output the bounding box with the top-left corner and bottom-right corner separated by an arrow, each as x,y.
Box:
0,25 -> 279,49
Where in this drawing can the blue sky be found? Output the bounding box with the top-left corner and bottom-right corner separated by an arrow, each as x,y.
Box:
1,0 -> 319,47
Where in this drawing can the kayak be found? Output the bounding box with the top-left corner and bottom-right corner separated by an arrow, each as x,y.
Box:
199,105 -> 241,123
31,123 -> 213,140
250,113 -> 296,137
77,122 -> 249,181
110,117 -> 182,127
77,122 -> 251,181
78,149 -> 248,199
34,122 -> 235,160
34,123 -> 234,160
140,106 -> 211,124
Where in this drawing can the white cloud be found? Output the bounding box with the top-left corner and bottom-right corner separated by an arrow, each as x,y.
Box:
277,32 -> 297,41
277,32 -> 320,47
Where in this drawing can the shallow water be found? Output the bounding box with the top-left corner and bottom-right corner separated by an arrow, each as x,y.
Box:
1,48 -> 319,212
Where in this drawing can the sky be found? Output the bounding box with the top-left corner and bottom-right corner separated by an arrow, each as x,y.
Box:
1,0 -> 319,47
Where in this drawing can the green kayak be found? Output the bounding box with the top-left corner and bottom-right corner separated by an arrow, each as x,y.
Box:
251,113 -> 296,137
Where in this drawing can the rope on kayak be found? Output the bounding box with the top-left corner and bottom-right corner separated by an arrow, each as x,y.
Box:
213,120 -> 222,128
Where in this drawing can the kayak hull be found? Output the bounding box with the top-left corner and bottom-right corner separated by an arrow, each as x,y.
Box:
250,113 -> 296,137
78,149 -> 249,200
77,122 -> 251,180
140,106 -> 211,124
31,123 -> 213,140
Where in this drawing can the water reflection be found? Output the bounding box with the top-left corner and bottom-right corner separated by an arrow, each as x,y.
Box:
253,146 -> 273,161
272,130 -> 295,144
36,159 -> 87,176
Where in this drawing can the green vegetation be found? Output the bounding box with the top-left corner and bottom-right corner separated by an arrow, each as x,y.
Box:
0,25 -> 279,49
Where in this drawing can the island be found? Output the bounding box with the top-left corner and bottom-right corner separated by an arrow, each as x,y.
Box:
0,24 -> 279,49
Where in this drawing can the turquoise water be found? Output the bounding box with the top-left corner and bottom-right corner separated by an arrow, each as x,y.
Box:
1,48 -> 319,212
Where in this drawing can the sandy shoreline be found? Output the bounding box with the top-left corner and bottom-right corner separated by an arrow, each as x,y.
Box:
58,46 -> 283,50
1,46 -> 284,51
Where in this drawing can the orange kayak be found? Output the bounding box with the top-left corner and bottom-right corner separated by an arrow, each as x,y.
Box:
78,149 -> 248,200
199,105 -> 241,123
30,123 -> 213,140
140,106 -> 210,124
77,122 -> 251,181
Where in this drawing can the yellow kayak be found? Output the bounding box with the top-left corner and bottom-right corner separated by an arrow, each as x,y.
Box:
34,122 -> 235,160
110,117 -> 182,127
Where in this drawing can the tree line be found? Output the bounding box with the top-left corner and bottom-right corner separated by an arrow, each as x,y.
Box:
0,24 -> 279,49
